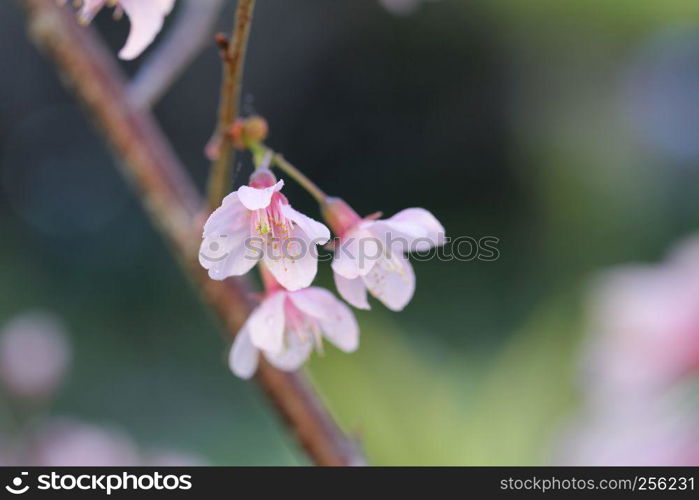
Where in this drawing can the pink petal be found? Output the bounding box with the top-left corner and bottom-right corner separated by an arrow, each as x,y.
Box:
263,226 -> 318,291
287,287 -> 341,320
372,207 -> 446,253
247,291 -> 287,353
228,327 -> 259,379
117,0 -> 173,60
202,192 -> 247,237
263,334 -> 313,372
331,248 -> 360,280
237,180 -> 284,211
331,227 -> 380,279
386,208 -> 445,239
280,204 -> 330,244
320,310 -> 359,352
362,253 -> 416,311
334,273 -> 371,310
155,0 -> 176,15
199,228 -> 261,280
289,288 -> 359,352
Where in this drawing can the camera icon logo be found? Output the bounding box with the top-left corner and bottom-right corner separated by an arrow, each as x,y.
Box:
5,472 -> 29,495
199,234 -> 232,263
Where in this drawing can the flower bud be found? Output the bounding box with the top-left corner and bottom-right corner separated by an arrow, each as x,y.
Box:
248,169 -> 277,189
321,197 -> 362,238
204,134 -> 222,161
243,116 -> 269,145
227,116 -> 269,150
228,119 -> 246,150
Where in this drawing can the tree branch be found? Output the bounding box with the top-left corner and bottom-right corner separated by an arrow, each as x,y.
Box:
207,0 -> 256,208
19,0 -> 365,467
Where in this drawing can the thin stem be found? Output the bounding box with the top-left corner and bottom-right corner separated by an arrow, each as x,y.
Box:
271,151 -> 328,204
249,143 -> 327,203
207,0 -> 256,208
20,0 -> 365,467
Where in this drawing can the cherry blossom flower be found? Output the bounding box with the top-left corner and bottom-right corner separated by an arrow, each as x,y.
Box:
229,287 -> 359,379
70,0 -> 175,60
324,198 -> 445,311
199,170 -> 330,291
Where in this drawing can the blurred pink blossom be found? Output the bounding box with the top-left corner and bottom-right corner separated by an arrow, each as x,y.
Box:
583,239 -> 699,402
31,418 -> 141,466
560,236 -> 699,465
559,385 -> 699,466
70,0 -> 175,60
0,420 -> 208,466
0,312 -> 70,400
0,311 -> 207,466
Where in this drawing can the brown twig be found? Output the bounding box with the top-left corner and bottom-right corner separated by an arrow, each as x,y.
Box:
20,0 -> 365,467
207,0 -> 256,208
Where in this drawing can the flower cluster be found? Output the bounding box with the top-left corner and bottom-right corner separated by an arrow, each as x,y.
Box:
64,0 -> 447,380
199,134 -> 445,378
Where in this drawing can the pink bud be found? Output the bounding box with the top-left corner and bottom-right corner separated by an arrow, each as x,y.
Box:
249,169 -> 278,189
321,197 -> 362,238
242,116 -> 269,145
228,119 -> 247,150
204,134 -> 222,161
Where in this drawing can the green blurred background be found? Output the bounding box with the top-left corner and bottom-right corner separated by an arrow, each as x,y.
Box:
2,0 -> 699,465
